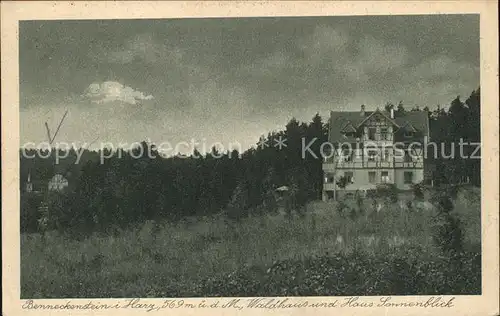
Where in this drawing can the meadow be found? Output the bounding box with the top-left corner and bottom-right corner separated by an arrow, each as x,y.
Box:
21,186 -> 481,298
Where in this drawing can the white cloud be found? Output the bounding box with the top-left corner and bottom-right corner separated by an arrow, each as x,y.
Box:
84,81 -> 154,105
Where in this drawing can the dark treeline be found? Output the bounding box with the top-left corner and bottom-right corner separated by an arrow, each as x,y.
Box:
427,88 -> 481,186
20,89 -> 480,234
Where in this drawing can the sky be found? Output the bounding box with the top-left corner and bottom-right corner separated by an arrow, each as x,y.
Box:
19,15 -> 480,153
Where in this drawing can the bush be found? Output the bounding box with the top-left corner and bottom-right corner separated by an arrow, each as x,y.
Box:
374,183 -> 399,203
355,190 -> 365,215
183,250 -> 480,297
431,191 -> 464,255
336,200 -> 348,217
412,182 -> 425,200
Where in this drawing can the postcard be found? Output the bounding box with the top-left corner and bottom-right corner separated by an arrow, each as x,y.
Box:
2,1 -> 498,315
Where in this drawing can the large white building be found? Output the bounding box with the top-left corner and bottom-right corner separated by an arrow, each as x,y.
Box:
322,105 -> 429,200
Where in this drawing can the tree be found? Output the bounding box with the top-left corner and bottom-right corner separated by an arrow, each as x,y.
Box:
412,183 -> 425,201
336,175 -> 351,190
396,101 -> 406,115
284,181 -> 300,218
262,167 -> 278,214
226,182 -> 249,222
20,192 -> 43,233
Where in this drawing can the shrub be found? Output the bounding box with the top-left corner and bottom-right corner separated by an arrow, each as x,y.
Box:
262,190 -> 278,214
431,191 -> 464,255
185,251 -> 480,297
336,200 -> 348,217
226,182 -> 249,222
348,208 -> 358,220
412,182 -> 425,200
336,175 -> 351,190
375,183 -> 398,203
355,190 -> 365,215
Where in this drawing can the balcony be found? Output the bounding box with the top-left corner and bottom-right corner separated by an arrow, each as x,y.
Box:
363,161 -> 394,168
322,162 -> 336,171
394,161 -> 424,168
323,183 -> 336,191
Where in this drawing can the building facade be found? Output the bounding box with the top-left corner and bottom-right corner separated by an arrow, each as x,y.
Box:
322,106 -> 429,200
48,174 -> 69,192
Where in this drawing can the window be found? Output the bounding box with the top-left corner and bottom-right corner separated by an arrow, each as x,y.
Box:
404,172 -> 413,184
368,127 -> 376,140
367,149 -> 377,162
381,171 -> 390,183
368,171 -> 376,184
344,171 -> 354,183
380,127 -> 389,140
381,149 -> 390,162
324,173 -> 335,183
404,131 -> 415,138
342,148 -> 353,162
404,149 -> 413,162
343,132 -> 355,138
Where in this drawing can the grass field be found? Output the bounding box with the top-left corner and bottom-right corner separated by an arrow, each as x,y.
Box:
21,186 -> 481,298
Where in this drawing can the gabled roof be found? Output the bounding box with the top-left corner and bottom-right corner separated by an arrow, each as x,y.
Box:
357,108 -> 399,128
340,121 -> 357,133
329,111 -> 370,142
393,111 -> 429,135
398,122 -> 418,132
328,109 -> 429,143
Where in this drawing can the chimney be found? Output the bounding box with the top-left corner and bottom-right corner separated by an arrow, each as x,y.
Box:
390,108 -> 394,119
360,104 -> 365,116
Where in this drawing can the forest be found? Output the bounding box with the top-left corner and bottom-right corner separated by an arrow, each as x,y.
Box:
20,88 -> 481,235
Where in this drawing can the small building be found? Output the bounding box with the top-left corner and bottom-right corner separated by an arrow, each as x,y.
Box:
24,172 -> 46,194
48,174 -> 69,192
25,172 -> 33,193
274,186 -> 289,199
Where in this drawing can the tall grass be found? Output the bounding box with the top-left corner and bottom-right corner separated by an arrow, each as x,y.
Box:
21,187 -> 481,298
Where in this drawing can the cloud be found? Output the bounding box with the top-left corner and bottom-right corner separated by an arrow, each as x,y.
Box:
240,51 -> 292,77
354,36 -> 408,74
84,81 -> 154,105
413,54 -> 479,81
298,25 -> 350,63
245,25 -> 408,88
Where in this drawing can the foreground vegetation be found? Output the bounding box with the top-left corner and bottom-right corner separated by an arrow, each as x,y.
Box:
21,186 -> 481,298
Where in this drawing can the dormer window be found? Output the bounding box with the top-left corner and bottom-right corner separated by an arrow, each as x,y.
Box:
343,132 -> 355,138
341,122 -> 357,138
404,131 -> 415,138
400,123 -> 418,138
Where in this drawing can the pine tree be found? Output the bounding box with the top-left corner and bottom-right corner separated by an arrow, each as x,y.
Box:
226,182 -> 249,222
262,167 -> 278,214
